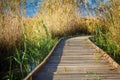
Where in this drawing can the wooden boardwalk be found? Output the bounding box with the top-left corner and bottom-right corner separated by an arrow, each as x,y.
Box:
33,36 -> 120,80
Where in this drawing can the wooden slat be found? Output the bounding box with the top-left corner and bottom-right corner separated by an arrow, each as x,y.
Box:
33,73 -> 120,80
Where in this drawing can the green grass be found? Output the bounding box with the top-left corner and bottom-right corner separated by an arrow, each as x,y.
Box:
9,36 -> 57,80
91,25 -> 120,64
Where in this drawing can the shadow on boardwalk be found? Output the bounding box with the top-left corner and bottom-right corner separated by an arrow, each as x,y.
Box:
32,38 -> 67,80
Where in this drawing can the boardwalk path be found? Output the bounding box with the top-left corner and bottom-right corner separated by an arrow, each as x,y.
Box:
33,36 -> 120,80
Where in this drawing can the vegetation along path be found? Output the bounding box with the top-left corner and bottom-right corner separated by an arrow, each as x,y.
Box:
33,36 -> 120,80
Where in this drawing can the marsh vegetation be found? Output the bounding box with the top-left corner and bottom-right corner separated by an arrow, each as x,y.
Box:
0,0 -> 120,80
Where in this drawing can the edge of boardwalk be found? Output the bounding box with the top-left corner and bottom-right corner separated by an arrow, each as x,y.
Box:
88,37 -> 120,73
24,38 -> 64,80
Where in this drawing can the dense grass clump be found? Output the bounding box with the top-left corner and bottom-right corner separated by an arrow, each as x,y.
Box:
7,31 -> 57,80
0,1 -> 58,79
92,0 -> 120,63
0,13 -> 58,79
40,0 -> 95,37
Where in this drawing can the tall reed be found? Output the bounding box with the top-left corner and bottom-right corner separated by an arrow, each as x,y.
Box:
40,0 -> 92,37
0,1 -> 57,79
92,0 -> 120,63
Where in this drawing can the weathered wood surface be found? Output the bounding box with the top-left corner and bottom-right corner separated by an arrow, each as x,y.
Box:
33,36 -> 120,80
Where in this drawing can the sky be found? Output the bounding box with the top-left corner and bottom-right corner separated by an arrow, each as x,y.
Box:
26,0 -> 42,17
20,0 -> 41,17
80,0 -> 109,17
21,0 -> 109,17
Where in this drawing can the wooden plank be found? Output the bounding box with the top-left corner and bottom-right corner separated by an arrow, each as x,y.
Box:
49,55 -> 102,59
54,49 -> 97,53
41,66 -> 117,74
45,63 -> 113,67
47,60 -> 108,64
63,46 -> 95,48
33,73 -> 120,80
52,53 -> 95,56
43,65 -> 114,69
